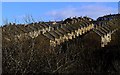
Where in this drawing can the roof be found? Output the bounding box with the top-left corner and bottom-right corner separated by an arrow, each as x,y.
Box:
61,26 -> 71,33
40,22 -> 50,28
24,25 -> 35,31
43,32 -> 55,41
80,22 -> 86,28
54,30 -> 64,37
100,27 -> 109,33
57,28 -> 67,35
32,23 -> 43,30
93,29 -> 104,36
25,27 -> 33,32
68,25 -> 78,30
70,22 -> 81,29
66,25 -> 75,32
63,18 -> 73,24
17,25 -> 28,33
96,28 -> 106,35
37,22 -> 50,28
49,31 -> 60,39
39,24 -> 48,28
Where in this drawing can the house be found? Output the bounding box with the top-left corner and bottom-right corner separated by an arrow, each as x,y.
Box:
66,24 -> 79,37
15,22 -> 56,39
54,30 -> 65,43
81,27 -> 108,49
62,18 -> 73,24
43,32 -> 56,47
83,16 -> 93,21
49,31 -> 61,45
93,29 -> 107,47
33,33 -> 54,52
39,23 -> 50,33
96,28 -> 109,46
99,26 -> 111,42
42,28 -> 70,47
84,23 -> 117,48
97,14 -> 120,21
72,17 -> 79,23
60,26 -> 74,40
57,28 -> 69,41
42,27 -> 70,47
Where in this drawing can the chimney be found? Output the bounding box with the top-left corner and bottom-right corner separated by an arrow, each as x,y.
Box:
60,24 -> 63,28
57,26 -> 59,30
13,23 -> 16,25
52,21 -> 56,25
53,27 -> 56,30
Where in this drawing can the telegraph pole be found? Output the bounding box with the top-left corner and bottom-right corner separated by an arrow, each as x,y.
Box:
118,1 -> 120,14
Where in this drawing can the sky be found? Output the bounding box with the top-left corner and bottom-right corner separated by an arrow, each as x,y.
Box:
1,2 -> 118,25
1,0 -> 120,2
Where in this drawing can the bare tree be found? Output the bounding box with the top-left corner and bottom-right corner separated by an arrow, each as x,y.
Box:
23,14 -> 35,24
2,18 -> 9,25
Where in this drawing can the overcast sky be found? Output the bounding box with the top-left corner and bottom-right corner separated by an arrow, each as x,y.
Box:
1,2 -> 118,25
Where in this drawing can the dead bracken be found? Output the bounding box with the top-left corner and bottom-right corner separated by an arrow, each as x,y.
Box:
2,14 -> 120,74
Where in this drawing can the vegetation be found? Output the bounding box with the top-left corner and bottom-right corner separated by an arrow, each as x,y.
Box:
2,14 -> 120,74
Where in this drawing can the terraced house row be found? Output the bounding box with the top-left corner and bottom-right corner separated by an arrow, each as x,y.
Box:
43,21 -> 94,47
2,14 -> 120,48
88,14 -> 120,48
93,25 -> 117,47
2,16 -> 93,42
